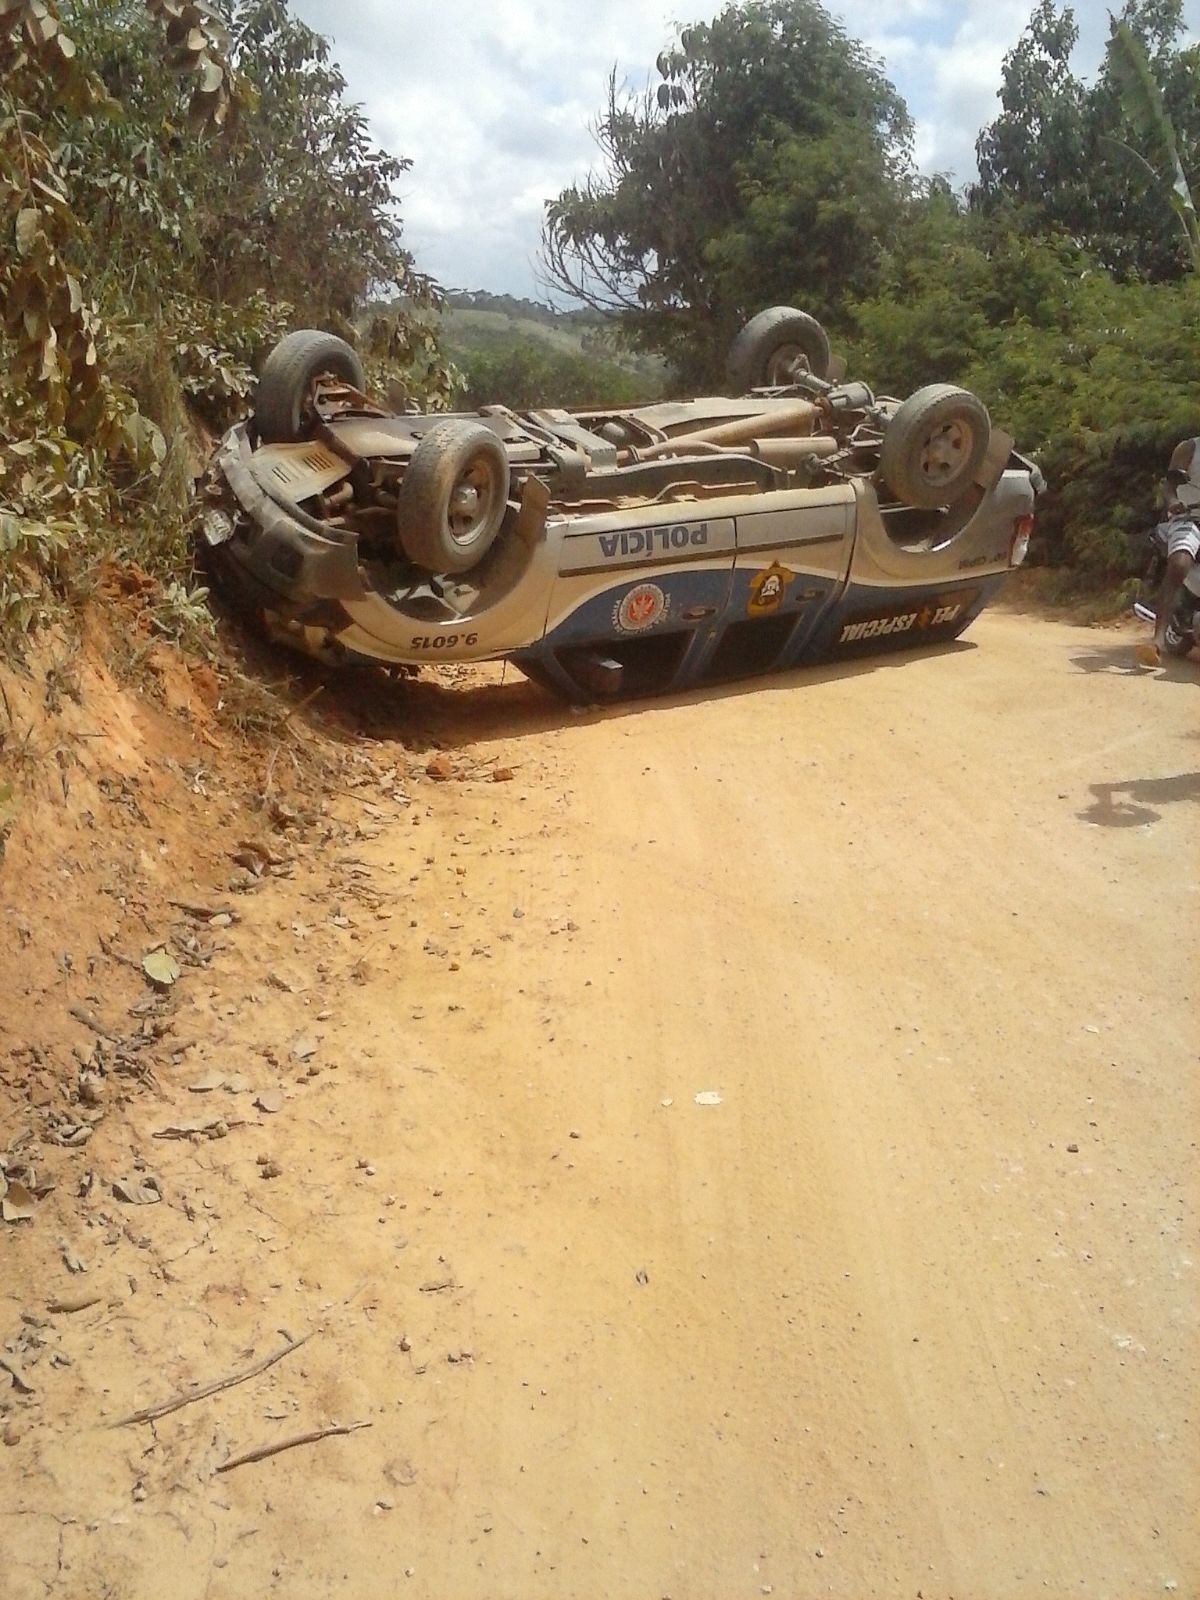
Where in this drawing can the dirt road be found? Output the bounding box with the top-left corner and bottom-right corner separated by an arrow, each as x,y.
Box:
3,611 -> 1197,1599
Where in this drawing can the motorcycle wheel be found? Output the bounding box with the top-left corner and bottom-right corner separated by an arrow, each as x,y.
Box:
1164,619 -> 1194,657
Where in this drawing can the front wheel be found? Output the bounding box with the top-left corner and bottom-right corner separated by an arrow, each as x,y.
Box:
879,384 -> 991,509
394,420 -> 511,574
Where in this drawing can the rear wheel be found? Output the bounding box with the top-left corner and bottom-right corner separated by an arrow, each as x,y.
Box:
726,307 -> 832,392
879,384 -> 990,509
254,330 -> 366,443
394,420 -> 511,574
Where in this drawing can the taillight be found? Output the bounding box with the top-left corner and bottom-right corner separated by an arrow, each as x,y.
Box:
1010,513 -> 1034,567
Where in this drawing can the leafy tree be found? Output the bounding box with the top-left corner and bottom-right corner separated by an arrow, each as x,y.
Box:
973,0 -> 1200,281
1,0 -> 231,439
1106,15 -> 1199,267
974,272 -> 1200,575
0,0 -> 232,631
0,0 -> 450,638
851,204 -> 1200,577
542,0 -> 914,386
56,2 -> 445,364
849,194 -> 1086,398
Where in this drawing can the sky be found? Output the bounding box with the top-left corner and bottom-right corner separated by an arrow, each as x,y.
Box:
289,0 -> 1200,301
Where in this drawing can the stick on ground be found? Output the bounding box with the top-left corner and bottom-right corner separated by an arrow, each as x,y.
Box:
216,1420 -> 372,1474
112,1331 -> 311,1427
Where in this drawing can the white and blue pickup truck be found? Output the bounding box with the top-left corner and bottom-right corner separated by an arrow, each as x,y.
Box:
201,307 -> 1039,702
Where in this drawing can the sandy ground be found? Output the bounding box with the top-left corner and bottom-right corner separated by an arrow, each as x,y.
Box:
1,610 -> 1197,1600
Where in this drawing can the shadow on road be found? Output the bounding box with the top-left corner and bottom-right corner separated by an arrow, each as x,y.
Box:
297,638 -> 977,752
1070,641 -> 1199,678
1078,771 -> 1200,828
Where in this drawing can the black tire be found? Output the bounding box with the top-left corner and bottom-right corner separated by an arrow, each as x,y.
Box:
394,420 -> 511,574
726,306 -> 833,392
879,384 -> 991,509
255,330 -> 366,443
1164,617 -> 1193,657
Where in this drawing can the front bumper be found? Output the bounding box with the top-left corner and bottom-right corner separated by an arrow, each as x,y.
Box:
211,426 -> 364,620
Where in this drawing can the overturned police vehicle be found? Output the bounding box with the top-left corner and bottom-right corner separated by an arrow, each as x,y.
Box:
200,307 -> 1038,701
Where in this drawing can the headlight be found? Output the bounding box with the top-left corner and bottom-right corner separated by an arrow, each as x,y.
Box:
202,508 -> 235,548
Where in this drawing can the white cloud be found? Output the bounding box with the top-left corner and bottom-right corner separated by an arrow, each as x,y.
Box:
290,0 -> 1200,297
290,0 -> 698,293
866,1 -> 1084,186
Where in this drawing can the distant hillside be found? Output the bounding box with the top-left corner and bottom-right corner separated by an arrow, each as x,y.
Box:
441,293 -> 665,390
444,290 -> 594,327
443,305 -> 591,359
436,291 -> 665,410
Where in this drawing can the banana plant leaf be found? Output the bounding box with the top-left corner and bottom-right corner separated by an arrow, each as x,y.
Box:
1106,17 -> 1199,268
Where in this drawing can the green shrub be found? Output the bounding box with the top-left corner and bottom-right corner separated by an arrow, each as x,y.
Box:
850,207 -> 1200,581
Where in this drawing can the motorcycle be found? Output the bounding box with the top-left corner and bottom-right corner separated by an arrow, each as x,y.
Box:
1133,519 -> 1200,657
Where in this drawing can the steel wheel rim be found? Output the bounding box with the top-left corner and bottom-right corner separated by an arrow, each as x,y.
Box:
919,418 -> 974,487
447,456 -> 502,546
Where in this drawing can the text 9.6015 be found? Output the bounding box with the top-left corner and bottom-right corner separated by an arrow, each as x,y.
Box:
409,632 -> 480,651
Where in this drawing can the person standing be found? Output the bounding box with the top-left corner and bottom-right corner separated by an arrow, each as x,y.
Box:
1136,437 -> 1200,666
